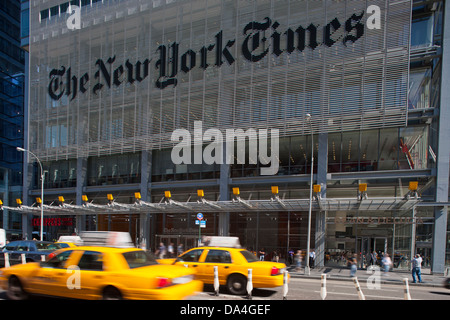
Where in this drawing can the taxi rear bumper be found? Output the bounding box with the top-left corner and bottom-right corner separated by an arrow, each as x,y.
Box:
123,279 -> 203,300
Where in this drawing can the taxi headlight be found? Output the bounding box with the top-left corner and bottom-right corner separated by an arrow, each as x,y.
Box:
172,274 -> 193,285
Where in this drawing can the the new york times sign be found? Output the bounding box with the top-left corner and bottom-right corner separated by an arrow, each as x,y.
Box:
48,13 -> 365,101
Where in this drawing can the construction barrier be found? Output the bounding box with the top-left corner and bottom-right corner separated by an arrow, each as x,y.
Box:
320,274 -> 327,300
403,278 -> 412,300
246,269 -> 253,299
4,252 -> 10,268
352,277 -> 365,300
213,266 -> 220,296
283,270 -> 288,300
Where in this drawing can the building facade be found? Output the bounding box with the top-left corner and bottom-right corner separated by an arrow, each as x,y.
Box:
11,0 -> 450,273
0,0 -> 25,238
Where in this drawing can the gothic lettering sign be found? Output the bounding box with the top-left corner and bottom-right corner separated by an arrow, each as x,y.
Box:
48,14 -> 365,101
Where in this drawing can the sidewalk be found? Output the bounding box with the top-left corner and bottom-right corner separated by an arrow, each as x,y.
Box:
288,265 -> 449,288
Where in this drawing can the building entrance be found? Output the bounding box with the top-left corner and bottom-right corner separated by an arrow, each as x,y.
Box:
154,234 -> 198,258
358,237 -> 388,267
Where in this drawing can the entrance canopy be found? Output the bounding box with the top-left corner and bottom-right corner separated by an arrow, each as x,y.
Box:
1,195 -> 419,216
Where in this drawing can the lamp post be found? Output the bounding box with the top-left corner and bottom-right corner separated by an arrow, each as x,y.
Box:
305,114 -> 313,275
17,147 -> 44,241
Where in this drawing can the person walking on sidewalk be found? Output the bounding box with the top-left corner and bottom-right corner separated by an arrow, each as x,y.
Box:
411,254 -> 423,283
294,250 -> 303,271
382,253 -> 392,275
348,253 -> 358,277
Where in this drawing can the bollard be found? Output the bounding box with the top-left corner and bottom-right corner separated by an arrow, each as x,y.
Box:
213,266 -> 220,296
403,278 -> 412,300
320,274 -> 327,300
21,253 -> 26,264
4,252 -> 10,268
282,270 -> 289,300
352,277 -> 365,300
41,255 -> 46,262
246,269 -> 253,300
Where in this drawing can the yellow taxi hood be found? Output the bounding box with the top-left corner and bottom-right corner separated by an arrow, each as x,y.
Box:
124,263 -> 196,278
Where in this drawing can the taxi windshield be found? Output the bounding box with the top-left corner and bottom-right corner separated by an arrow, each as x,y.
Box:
122,250 -> 158,269
240,250 -> 259,262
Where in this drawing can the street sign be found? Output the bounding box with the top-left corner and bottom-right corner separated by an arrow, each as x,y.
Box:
200,220 -> 206,228
197,213 -> 204,220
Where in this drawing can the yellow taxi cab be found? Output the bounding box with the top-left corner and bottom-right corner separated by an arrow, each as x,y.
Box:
0,246 -> 202,300
159,245 -> 289,295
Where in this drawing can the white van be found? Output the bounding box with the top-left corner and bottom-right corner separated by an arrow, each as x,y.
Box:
0,229 -> 6,248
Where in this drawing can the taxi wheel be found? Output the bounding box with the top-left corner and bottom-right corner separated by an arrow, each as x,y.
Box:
102,286 -> 123,300
7,276 -> 28,300
226,274 -> 247,295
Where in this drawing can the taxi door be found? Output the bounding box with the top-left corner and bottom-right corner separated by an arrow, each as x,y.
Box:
173,249 -> 205,279
29,250 -> 79,298
67,250 -> 105,300
197,249 -> 233,285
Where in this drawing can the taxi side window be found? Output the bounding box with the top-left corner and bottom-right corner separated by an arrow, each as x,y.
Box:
77,251 -> 103,271
205,250 -> 232,263
43,250 -> 73,269
180,249 -> 203,262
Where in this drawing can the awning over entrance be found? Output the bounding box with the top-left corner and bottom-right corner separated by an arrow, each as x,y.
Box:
1,196 -> 420,216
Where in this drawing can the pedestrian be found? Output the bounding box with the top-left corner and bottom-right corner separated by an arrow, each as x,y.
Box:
168,242 -> 174,257
382,253 -> 392,275
309,250 -> 316,269
288,248 -> 294,265
156,242 -> 166,259
272,250 -> 279,262
348,253 -> 358,277
371,251 -> 378,266
294,250 -> 303,271
411,254 -> 423,283
177,243 -> 184,256
259,248 -> 266,261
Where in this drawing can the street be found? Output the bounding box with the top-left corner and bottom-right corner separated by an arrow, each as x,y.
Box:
189,277 -> 450,300
0,276 -> 448,301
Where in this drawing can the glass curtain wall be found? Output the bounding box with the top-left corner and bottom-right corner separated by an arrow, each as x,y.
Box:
328,126 -> 429,173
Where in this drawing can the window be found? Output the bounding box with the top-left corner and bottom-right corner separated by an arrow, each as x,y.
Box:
77,251 -> 103,271
35,242 -> 61,251
178,249 -> 203,262
205,250 -> 232,263
122,251 -> 158,269
411,15 -> 433,48
240,250 -> 258,263
16,241 -> 30,252
42,250 -> 73,269
4,243 -> 17,251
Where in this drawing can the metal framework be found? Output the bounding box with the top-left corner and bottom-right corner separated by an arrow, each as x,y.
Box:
28,0 -> 411,162
1,195 -> 419,216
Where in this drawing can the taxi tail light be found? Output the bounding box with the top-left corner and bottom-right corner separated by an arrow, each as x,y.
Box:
270,266 -> 280,276
156,277 -> 172,288
47,252 -> 56,260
